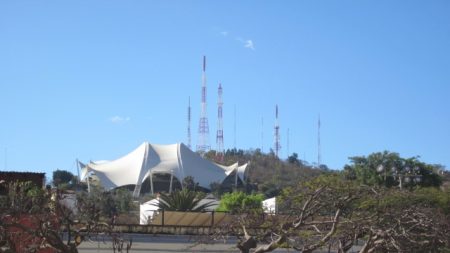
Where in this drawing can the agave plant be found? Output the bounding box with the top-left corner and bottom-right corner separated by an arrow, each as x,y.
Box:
152,189 -> 215,212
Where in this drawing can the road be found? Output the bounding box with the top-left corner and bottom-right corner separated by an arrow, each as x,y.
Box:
77,234 -> 289,253
77,233 -> 363,253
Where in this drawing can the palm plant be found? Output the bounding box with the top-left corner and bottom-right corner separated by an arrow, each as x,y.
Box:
152,189 -> 215,212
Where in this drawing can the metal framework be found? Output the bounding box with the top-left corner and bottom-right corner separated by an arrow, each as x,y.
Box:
274,105 -> 281,157
187,97 -> 191,149
196,56 -> 210,154
318,115 -> 321,166
216,83 -> 224,162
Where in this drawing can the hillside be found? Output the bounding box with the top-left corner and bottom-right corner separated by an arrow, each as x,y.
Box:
205,149 -> 327,197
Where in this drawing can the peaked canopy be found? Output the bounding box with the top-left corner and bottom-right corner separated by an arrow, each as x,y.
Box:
80,142 -> 247,196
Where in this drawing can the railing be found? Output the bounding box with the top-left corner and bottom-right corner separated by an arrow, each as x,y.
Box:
147,210 -> 232,227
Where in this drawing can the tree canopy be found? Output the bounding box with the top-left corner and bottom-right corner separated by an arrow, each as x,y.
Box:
216,191 -> 264,214
216,174 -> 450,253
343,150 -> 443,188
52,169 -> 77,188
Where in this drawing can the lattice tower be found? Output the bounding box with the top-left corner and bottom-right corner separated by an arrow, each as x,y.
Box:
196,56 -> 210,154
216,83 -> 224,162
187,97 -> 191,149
318,115 -> 321,166
274,105 -> 281,157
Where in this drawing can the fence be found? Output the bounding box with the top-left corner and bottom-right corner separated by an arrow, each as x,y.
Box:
148,210 -> 232,227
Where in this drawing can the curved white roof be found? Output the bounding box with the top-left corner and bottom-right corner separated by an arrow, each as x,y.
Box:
80,142 -> 247,195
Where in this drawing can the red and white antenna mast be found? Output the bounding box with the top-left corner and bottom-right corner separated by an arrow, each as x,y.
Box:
197,56 -> 210,154
187,97 -> 191,149
216,83 -> 224,162
274,105 -> 281,157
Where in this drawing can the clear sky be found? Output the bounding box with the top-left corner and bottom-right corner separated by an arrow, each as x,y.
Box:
1,1 -> 449,178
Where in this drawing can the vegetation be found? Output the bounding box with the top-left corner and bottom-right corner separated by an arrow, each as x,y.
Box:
77,187 -> 134,219
214,174 -> 450,253
0,181 -> 133,253
52,169 -> 78,190
343,151 -> 442,188
206,148 -> 325,198
152,189 -> 215,212
1,149 -> 447,252
216,191 -> 264,213
0,181 -> 80,252
181,176 -> 199,191
207,150 -> 448,253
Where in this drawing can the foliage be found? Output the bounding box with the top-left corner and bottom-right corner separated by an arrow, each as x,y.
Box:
216,191 -> 264,213
343,150 -> 443,188
0,181 -> 80,252
287,152 -> 300,165
213,174 -> 450,253
152,189 -> 215,212
217,148 -> 325,197
0,181 -> 133,253
113,188 -> 134,213
182,176 -> 199,191
209,181 -> 225,198
76,187 -> 134,221
53,169 -> 77,189
356,188 -> 449,252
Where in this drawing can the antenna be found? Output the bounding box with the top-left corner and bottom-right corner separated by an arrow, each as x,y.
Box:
274,105 -> 281,157
187,97 -> 191,149
318,114 -> 321,167
287,128 -> 290,158
261,117 -> 264,152
233,104 -> 236,149
196,56 -> 210,154
4,148 -> 7,171
216,83 -> 224,162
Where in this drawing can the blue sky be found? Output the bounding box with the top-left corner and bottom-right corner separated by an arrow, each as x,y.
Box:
1,1 -> 449,178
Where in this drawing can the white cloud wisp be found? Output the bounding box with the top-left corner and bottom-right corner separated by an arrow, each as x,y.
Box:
109,116 -> 131,124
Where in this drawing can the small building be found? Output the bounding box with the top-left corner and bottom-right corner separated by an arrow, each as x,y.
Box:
0,171 -> 46,195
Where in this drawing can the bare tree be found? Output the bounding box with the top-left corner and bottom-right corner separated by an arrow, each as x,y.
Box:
0,181 -> 133,253
213,175 -> 449,253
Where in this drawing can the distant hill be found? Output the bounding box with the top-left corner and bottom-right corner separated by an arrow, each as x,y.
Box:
204,148 -> 327,197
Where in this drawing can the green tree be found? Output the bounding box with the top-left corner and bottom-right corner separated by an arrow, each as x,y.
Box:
343,151 -> 443,188
113,188 -> 133,213
216,191 -> 264,213
53,169 -> 76,188
287,152 -> 300,165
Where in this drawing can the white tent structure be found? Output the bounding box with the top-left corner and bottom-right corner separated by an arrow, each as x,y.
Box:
79,142 -> 248,197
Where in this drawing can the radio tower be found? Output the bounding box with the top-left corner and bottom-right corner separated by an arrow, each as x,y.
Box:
287,128 -> 290,158
261,117 -> 264,152
274,105 -> 281,157
187,97 -> 191,149
197,56 -> 210,154
216,83 -> 224,162
318,114 -> 321,167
